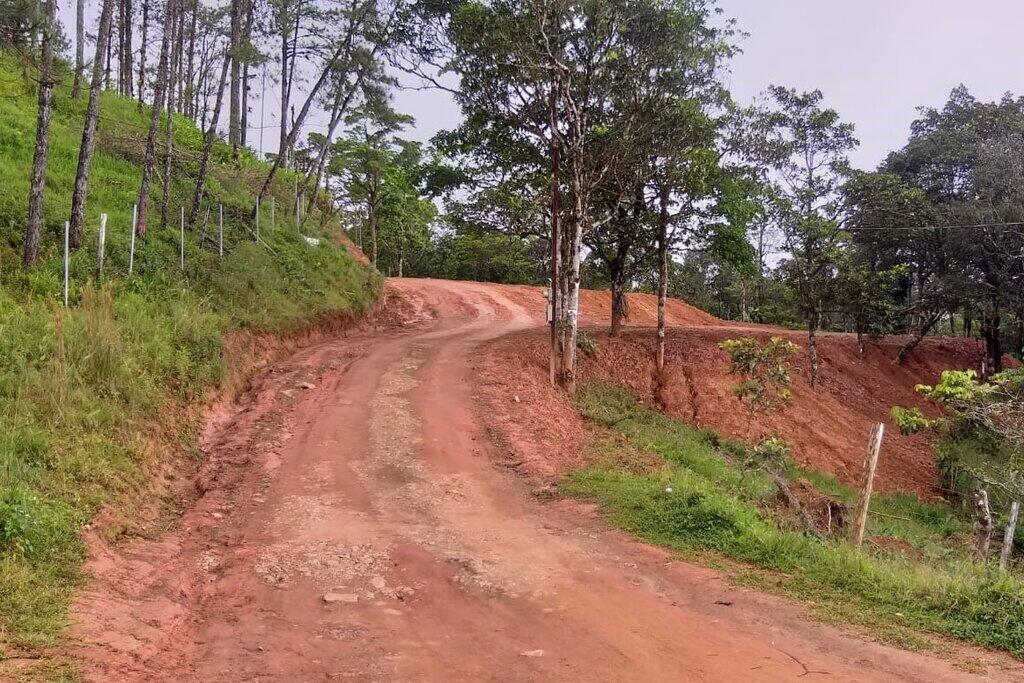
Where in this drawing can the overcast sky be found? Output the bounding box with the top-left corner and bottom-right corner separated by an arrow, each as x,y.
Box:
391,0 -> 1024,171
720,0 -> 1024,169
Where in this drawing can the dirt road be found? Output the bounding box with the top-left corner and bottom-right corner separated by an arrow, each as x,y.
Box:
71,278 -> 1019,681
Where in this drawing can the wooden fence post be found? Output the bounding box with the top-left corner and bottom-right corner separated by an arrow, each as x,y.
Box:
974,489 -> 994,563
179,206 -> 185,271
851,422 -> 885,549
96,213 -> 107,276
1000,501 -> 1020,571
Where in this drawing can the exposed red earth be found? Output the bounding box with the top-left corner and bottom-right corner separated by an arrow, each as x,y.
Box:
67,277 -> 1023,681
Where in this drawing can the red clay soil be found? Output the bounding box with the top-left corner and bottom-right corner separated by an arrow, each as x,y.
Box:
476,285 -> 998,498
64,278 -> 1023,681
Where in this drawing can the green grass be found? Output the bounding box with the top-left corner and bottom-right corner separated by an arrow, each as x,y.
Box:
566,385 -> 1024,658
0,53 -> 379,660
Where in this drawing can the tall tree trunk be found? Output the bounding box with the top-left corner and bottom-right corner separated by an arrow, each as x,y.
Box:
115,0 -> 124,94
185,0 -> 197,118
302,78 -> 365,222
655,184 -> 669,379
279,6 -> 301,169
174,1 -> 185,112
548,69 -> 560,386
135,0 -> 174,238
161,0 -> 181,228
228,0 -> 241,159
104,20 -> 113,89
189,51 -> 230,228
125,0 -> 134,96
24,0 -> 57,267
72,0 -> 85,98
556,177 -> 585,394
278,21 -> 290,169
240,0 -> 252,147
69,0 -> 116,249
137,0 -> 149,106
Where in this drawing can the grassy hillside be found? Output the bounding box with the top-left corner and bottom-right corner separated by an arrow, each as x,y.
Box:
0,54 -> 379,660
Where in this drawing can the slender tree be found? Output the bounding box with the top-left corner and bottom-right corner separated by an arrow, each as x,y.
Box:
24,0 -> 57,267
239,0 -> 252,147
190,49 -> 230,228
137,0 -> 148,106
755,87 -> 857,387
72,0 -> 85,98
228,0 -> 241,159
69,0 -> 117,249
135,0 -> 175,238
160,0 -> 181,228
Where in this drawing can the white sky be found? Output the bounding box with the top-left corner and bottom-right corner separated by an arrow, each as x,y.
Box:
387,0 -> 1024,170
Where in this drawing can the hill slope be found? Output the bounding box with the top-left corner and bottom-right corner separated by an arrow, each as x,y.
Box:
465,283 -> 992,498
0,53 -> 378,664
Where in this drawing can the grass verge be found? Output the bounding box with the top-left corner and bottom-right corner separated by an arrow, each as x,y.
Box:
565,385 -> 1024,658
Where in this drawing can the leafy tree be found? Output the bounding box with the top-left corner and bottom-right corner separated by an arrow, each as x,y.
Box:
334,100 -> 415,266
894,368 -> 1024,561
753,87 -> 857,387
841,170 -> 959,362
884,88 -> 1024,373
422,226 -> 542,284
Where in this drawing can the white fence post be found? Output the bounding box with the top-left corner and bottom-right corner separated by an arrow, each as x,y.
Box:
255,197 -> 260,242
129,203 -> 137,275
179,206 -> 185,271
63,220 -> 69,307
270,196 -> 275,233
97,213 -> 107,276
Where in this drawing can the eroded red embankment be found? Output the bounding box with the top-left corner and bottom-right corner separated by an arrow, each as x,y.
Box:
471,283 -> 993,498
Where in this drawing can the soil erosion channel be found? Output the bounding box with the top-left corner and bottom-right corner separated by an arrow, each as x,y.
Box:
71,278 -> 1016,681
